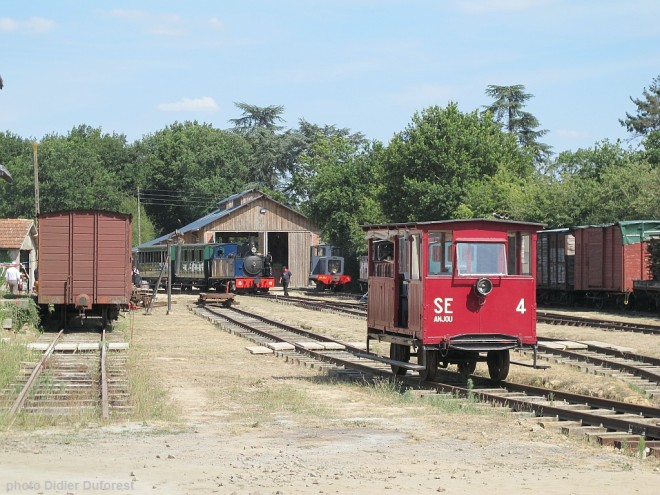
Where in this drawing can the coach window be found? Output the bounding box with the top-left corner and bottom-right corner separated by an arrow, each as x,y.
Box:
428,232 -> 452,275
456,242 -> 507,276
507,232 -> 532,275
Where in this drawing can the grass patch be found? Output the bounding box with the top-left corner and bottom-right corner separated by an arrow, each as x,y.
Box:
234,381 -> 333,425
125,339 -> 180,424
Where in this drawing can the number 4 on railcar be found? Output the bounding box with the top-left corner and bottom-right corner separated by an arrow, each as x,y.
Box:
362,219 -> 545,383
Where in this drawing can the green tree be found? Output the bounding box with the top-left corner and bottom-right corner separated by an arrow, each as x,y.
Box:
288,119 -> 367,206
0,126 -> 134,218
620,75 -> 660,136
229,102 -> 304,190
0,132 -> 32,217
135,121 -> 252,234
380,103 -> 534,222
531,140 -> 656,227
305,135 -> 385,277
485,84 -> 551,165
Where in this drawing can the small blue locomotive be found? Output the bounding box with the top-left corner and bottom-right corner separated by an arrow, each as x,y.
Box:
309,244 -> 351,291
134,242 -> 274,294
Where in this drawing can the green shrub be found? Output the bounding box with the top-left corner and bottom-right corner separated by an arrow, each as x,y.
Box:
0,298 -> 41,332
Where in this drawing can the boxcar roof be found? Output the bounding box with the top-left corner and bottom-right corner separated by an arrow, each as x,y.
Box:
572,220 -> 660,244
361,218 -> 544,231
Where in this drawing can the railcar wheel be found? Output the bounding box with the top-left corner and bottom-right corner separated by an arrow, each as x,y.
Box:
389,343 -> 410,376
487,350 -> 510,383
457,360 -> 477,377
418,350 -> 438,381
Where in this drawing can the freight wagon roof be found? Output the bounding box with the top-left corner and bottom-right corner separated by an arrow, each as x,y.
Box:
537,227 -> 571,234
39,209 -> 131,220
573,220 -> 660,245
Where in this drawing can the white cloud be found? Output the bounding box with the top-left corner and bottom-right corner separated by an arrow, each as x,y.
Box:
209,17 -> 224,30
158,97 -> 220,112
0,16 -> 55,33
108,9 -> 184,36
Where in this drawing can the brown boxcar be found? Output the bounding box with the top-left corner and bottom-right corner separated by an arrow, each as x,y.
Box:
38,210 -> 132,328
573,221 -> 660,306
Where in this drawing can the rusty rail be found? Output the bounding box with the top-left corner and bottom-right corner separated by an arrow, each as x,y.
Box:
8,330 -> 64,418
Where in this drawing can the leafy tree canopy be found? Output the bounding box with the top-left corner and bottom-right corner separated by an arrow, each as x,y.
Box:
135,121 -> 252,234
380,103 -> 534,222
485,84 -> 552,165
620,75 -> 660,136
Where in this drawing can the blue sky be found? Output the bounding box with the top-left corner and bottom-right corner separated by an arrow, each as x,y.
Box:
1,1 -> 659,154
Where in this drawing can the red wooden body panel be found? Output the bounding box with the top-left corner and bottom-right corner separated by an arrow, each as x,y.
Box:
574,224 -> 651,293
38,211 -> 132,307
421,276 -> 536,345
623,242 -> 648,292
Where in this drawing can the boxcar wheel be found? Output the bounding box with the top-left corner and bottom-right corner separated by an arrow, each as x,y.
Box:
418,349 -> 438,381
389,343 -> 410,376
487,350 -> 510,383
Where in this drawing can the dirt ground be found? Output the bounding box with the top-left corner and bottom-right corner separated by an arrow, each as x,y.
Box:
0,291 -> 659,495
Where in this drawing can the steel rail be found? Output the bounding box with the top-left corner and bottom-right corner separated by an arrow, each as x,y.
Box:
442,382 -> 660,439
8,330 -> 64,417
100,328 -> 109,420
537,311 -> 660,335
537,343 -> 660,384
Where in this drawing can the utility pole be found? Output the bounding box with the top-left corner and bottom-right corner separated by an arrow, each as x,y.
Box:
137,187 -> 141,245
33,142 -> 40,217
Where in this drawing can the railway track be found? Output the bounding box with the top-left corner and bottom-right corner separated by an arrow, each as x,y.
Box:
538,310 -> 660,335
253,294 -> 660,335
244,294 -> 660,399
0,330 -> 131,421
245,293 -> 367,318
191,302 -> 660,454
536,337 -> 660,399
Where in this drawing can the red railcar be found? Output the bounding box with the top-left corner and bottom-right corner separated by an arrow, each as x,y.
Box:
363,219 -> 543,382
38,210 -> 132,328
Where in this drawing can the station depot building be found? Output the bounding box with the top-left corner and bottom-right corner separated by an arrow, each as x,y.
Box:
137,189 -> 320,289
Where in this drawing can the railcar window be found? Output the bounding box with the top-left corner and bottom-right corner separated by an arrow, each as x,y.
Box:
372,240 -> 394,278
331,247 -> 342,257
328,259 -> 341,274
398,236 -> 409,276
410,234 -> 421,280
456,242 -> 507,276
507,232 -> 532,275
428,232 -> 452,275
